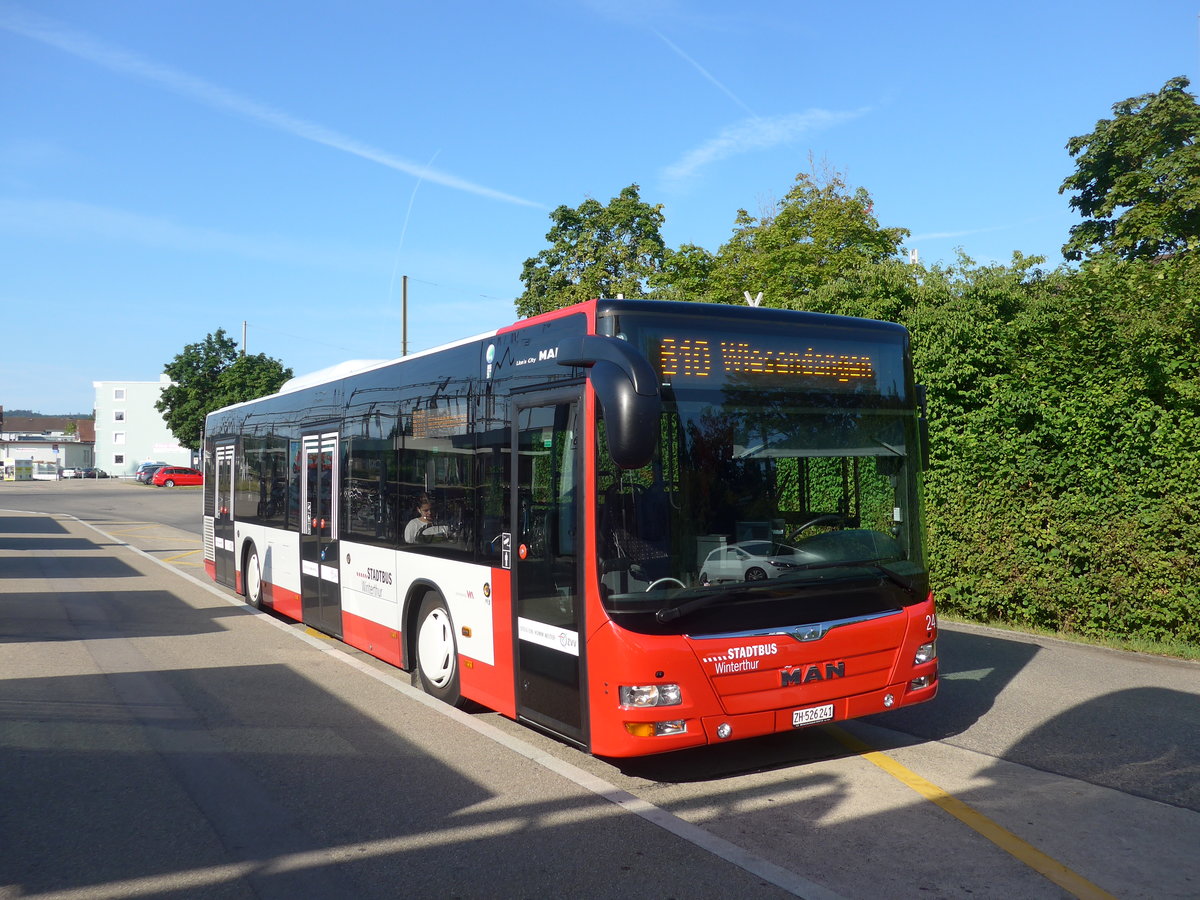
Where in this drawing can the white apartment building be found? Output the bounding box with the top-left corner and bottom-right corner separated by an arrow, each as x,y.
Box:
92,376 -> 192,477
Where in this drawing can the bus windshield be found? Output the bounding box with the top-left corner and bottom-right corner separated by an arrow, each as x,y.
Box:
595,313 -> 926,634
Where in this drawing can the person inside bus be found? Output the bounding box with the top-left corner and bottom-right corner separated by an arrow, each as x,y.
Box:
405,493 -> 449,543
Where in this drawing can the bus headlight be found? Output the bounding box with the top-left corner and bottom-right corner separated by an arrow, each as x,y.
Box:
619,683 -> 682,708
914,641 -> 937,665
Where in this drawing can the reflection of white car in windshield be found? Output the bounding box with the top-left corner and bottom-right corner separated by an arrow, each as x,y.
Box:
700,541 -> 806,584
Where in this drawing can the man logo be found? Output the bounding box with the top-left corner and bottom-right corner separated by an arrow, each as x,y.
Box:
781,661 -> 846,687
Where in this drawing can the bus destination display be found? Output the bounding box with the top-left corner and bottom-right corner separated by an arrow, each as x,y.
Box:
658,337 -> 875,384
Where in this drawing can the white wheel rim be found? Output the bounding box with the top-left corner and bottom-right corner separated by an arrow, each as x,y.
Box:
417,607 -> 455,688
246,553 -> 261,602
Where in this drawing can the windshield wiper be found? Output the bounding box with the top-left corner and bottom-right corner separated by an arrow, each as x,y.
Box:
656,587 -> 735,623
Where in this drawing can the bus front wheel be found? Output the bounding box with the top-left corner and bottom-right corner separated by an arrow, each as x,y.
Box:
244,545 -> 264,609
416,592 -> 462,706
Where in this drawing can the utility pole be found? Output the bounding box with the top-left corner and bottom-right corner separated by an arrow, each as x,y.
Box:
241,320 -> 247,357
402,275 -> 408,357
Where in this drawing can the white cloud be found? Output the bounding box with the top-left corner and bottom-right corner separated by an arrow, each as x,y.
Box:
661,109 -> 867,183
0,8 -> 541,208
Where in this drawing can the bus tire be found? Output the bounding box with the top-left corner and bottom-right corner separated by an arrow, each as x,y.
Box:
416,591 -> 462,706
244,544 -> 264,609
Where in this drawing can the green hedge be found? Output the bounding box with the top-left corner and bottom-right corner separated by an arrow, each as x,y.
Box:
801,253 -> 1200,646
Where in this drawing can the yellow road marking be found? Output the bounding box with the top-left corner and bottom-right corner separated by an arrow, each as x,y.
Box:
827,726 -> 1117,900
161,549 -> 203,565
106,523 -> 162,535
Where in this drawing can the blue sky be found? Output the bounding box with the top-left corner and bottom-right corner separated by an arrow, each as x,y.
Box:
2,0 -> 1195,414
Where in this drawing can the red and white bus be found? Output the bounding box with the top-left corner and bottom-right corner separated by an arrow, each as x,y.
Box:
203,298 -> 937,756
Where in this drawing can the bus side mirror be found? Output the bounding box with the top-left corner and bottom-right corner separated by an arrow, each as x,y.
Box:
558,335 -> 662,470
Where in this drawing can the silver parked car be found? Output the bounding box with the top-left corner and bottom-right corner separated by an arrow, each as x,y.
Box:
135,462 -> 168,484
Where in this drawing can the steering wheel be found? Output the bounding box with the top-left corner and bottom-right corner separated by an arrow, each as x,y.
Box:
605,478 -> 648,500
416,521 -> 456,544
788,514 -> 845,543
645,577 -> 685,592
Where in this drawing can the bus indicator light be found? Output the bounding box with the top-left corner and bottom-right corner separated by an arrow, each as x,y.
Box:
624,720 -> 687,737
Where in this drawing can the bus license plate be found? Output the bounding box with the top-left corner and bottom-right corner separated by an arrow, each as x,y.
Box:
792,703 -> 834,728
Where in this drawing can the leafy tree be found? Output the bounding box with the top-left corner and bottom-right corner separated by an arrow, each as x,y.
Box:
703,168 -> 909,306
649,243 -> 717,302
1060,76 -> 1200,261
516,184 -> 667,317
157,329 -> 292,450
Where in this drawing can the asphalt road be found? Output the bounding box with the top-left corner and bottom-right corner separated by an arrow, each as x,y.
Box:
2,480 -> 1198,899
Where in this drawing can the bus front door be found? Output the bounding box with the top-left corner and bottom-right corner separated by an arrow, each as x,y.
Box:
213,443 -> 236,588
512,393 -> 584,744
300,430 -> 342,638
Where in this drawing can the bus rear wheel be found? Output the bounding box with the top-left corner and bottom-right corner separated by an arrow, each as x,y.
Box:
416,592 -> 463,706
244,545 -> 264,609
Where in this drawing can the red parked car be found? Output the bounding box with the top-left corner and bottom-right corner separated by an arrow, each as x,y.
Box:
152,466 -> 203,487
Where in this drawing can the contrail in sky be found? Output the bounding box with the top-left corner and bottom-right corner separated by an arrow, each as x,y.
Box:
0,7 -> 541,208
652,28 -> 758,118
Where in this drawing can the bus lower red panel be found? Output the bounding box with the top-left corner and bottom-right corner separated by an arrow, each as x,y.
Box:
264,582 -> 302,621
457,567 -> 517,719
342,611 -> 403,668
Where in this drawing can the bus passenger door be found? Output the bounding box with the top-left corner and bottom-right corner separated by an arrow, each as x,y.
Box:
300,430 -> 342,638
512,392 -> 584,744
213,443 -> 236,588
